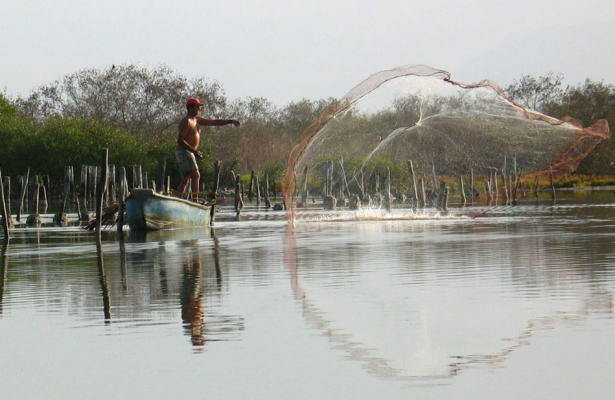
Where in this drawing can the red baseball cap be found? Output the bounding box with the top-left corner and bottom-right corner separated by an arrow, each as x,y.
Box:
186,98 -> 204,107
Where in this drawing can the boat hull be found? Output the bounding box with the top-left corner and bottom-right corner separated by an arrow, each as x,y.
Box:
126,189 -> 211,231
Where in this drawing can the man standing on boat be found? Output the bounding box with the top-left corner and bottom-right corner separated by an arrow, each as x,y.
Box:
176,98 -> 240,202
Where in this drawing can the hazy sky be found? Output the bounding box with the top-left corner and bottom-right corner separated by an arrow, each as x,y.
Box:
2,0 -> 614,105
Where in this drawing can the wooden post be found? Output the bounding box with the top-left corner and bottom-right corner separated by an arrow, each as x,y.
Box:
96,149 -> 109,238
117,167 -> 126,232
264,174 -> 271,208
549,166 -> 556,202
442,187 -> 449,212
17,169 -> 29,222
254,175 -> 261,207
248,170 -> 255,199
510,174 -> 515,204
301,165 -> 309,204
385,167 -> 392,212
234,174 -> 243,220
493,170 -> 499,203
323,163 -> 329,197
502,173 -> 509,204
4,177 -> 11,220
166,176 -> 171,195
108,165 -> 116,203
34,177 -> 40,215
81,166 -> 88,211
63,167 -> 71,203
157,157 -> 166,194
436,181 -> 446,210
470,168 -> 475,203
26,178 -> 41,227
407,160 -> 419,207
419,177 -> 426,208
138,166 -> 144,189
338,157 -> 351,199
0,166 -> 10,241
210,160 -> 221,226
328,161 -> 335,196
459,175 -> 466,206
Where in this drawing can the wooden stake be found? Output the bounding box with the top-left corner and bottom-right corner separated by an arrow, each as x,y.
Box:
210,160 -> 221,225
117,167 -> 126,232
0,166 -> 10,241
96,149 -> 109,238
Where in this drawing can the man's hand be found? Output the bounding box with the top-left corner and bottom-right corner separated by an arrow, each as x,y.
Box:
230,119 -> 241,127
194,150 -> 203,158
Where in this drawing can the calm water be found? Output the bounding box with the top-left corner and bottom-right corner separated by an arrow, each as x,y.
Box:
1,191 -> 615,399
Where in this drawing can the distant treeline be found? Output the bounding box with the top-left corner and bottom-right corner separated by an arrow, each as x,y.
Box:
1,64 -> 333,189
1,65 -> 614,192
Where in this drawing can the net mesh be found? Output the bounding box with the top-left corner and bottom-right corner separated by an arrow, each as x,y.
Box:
283,65 -> 610,209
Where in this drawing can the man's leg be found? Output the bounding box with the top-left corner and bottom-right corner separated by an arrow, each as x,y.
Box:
178,174 -> 191,199
188,169 -> 200,202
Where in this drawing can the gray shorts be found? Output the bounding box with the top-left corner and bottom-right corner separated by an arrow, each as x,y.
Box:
175,146 -> 198,176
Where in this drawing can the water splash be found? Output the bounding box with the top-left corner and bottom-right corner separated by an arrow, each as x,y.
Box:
292,207 -> 469,223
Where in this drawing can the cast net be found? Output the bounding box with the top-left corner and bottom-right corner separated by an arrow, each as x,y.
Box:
283,65 -> 609,211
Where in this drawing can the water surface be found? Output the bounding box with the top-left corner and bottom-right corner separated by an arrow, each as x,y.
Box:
1,191 -> 614,399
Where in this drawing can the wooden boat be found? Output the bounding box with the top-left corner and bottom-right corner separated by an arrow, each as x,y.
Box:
126,188 -> 211,231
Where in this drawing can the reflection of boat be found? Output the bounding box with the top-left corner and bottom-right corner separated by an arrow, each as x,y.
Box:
126,189 -> 211,231
126,226 -> 211,243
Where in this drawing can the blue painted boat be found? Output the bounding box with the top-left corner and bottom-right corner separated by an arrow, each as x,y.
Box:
126,189 -> 211,231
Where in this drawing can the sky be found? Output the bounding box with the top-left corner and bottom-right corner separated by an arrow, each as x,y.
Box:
1,0 -> 614,106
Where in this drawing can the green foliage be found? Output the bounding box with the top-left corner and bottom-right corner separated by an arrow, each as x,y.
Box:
506,74 -> 615,176
555,174 -> 615,188
504,72 -> 564,112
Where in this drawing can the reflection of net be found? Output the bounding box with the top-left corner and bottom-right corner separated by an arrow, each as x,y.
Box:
283,65 -> 609,206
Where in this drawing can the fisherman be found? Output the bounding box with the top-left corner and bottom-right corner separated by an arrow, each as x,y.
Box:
176,98 -> 240,202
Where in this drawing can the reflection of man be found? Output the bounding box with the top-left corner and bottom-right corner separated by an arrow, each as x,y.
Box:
180,249 -> 205,346
176,98 -> 240,202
